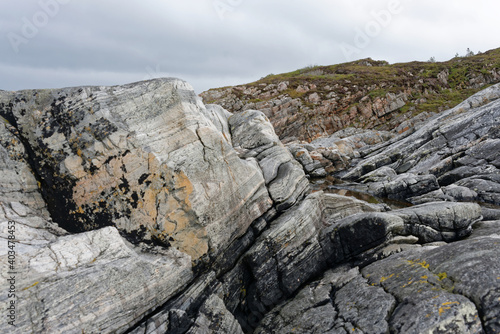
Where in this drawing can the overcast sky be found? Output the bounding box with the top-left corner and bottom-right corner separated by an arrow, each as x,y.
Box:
1,0 -> 499,94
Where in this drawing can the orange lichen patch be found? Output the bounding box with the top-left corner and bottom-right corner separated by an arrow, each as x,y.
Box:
402,279 -> 415,288
399,126 -> 410,134
160,171 -> 209,260
70,206 -> 85,215
442,301 -> 460,306
437,272 -> 448,281
173,172 -> 194,203
380,274 -> 394,283
142,188 -> 159,219
178,228 -> 209,260
438,301 -> 460,316
407,259 -> 430,269
438,306 -> 450,316
71,148 -> 208,260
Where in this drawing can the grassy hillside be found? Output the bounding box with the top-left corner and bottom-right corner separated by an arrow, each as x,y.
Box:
202,48 -> 500,141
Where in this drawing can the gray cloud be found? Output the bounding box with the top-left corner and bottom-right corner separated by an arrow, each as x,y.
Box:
1,0 -> 499,94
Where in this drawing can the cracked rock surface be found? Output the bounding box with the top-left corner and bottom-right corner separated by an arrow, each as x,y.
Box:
341,84 -> 500,208
0,202 -> 192,334
0,79 -> 274,262
1,80 -> 499,333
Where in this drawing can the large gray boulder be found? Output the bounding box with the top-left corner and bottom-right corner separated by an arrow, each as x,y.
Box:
0,79 -> 278,333
0,202 -> 192,334
0,79 -> 273,262
229,110 -> 309,212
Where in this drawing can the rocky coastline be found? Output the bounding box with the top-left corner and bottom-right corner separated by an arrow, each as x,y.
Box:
1,78 -> 499,333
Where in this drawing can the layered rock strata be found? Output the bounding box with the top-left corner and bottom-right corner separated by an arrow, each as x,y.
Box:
340,83 -> 500,207
0,79 -> 499,334
201,50 -> 500,142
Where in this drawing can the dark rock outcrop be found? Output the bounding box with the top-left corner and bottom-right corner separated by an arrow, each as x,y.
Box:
341,83 -> 500,207
257,226 -> 500,334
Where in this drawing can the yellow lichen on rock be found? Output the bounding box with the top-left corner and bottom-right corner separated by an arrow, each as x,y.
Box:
71,147 -> 208,260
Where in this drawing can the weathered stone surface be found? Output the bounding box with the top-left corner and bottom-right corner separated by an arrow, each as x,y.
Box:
185,294 -> 244,334
0,119 -> 48,217
2,78 -> 500,334
320,202 -> 482,266
229,110 -> 309,211
340,84 -> 500,206
333,274 -> 396,334
362,234 -> 500,333
240,192 -> 384,321
0,79 -> 273,261
255,265 -> 395,334
201,104 -> 233,145
409,184 -> 479,204
130,271 -> 220,334
256,222 -> 500,334
378,173 -> 440,199
0,203 -> 192,334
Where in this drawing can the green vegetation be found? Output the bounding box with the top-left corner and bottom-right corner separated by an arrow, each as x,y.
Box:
368,89 -> 389,99
247,98 -> 263,104
204,47 -> 500,132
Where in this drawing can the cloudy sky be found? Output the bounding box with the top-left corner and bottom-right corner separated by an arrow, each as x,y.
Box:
1,0 -> 499,94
